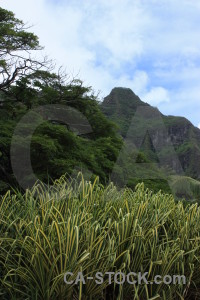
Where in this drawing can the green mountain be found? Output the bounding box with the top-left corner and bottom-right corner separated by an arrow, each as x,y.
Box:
102,87 -> 200,200
102,87 -> 149,137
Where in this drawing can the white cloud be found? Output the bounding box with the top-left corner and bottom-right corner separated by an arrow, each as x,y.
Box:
131,71 -> 149,95
143,87 -> 170,106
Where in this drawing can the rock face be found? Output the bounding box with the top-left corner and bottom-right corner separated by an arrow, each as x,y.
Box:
101,87 -> 200,179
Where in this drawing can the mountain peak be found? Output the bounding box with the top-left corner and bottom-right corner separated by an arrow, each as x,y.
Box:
110,87 -> 136,95
101,87 -> 150,137
101,87 -> 200,180
103,87 -> 149,110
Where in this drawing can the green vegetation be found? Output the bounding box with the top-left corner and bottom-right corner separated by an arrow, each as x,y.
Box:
1,7 -> 200,300
0,174 -> 200,299
170,175 -> 200,203
127,178 -> 171,194
0,7 -> 122,194
0,73 -> 122,193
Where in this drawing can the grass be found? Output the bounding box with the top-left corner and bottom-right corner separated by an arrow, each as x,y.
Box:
0,173 -> 200,299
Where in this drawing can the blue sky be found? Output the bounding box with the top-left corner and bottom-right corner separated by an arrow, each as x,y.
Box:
2,0 -> 200,127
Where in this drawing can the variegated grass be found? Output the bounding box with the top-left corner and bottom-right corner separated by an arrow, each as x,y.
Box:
0,173 -> 200,299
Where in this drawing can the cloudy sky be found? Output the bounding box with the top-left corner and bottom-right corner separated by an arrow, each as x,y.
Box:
2,0 -> 200,127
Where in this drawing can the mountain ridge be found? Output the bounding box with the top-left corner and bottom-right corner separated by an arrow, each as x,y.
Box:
101,87 -> 200,184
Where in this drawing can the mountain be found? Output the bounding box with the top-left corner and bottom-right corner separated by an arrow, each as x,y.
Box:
101,87 -> 200,200
102,87 -> 149,137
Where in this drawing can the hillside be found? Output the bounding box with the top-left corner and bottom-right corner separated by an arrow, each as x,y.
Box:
102,87 -> 200,199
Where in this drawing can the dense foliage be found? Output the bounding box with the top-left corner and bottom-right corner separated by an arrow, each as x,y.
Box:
0,174 -> 200,299
0,74 -> 122,192
0,8 -> 122,193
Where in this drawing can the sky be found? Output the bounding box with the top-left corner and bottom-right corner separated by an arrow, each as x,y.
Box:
2,0 -> 200,127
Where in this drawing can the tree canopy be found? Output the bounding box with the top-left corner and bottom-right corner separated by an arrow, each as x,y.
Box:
0,7 -> 122,193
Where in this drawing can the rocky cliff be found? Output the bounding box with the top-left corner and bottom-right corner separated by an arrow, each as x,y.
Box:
102,87 -> 200,180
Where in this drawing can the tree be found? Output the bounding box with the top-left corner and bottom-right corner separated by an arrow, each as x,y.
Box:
0,7 -> 123,193
0,7 -> 50,94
